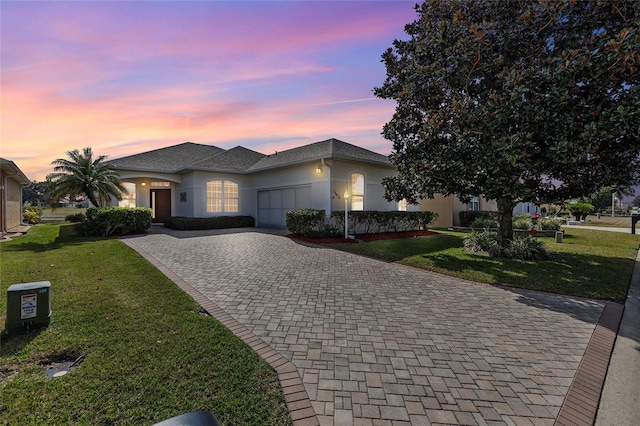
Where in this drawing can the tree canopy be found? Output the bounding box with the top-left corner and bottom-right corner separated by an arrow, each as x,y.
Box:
47,147 -> 126,207
22,180 -> 50,206
375,0 -> 640,247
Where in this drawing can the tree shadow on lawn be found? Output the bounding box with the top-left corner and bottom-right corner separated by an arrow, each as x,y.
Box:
419,250 -> 633,303
2,225 -> 100,253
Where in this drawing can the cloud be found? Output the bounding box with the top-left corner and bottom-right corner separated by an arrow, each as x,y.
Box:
1,1 -> 417,180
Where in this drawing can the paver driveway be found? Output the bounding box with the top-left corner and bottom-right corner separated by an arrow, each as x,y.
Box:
124,228 -> 605,425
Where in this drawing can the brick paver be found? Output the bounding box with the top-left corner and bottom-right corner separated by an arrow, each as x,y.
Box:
124,228 -> 605,425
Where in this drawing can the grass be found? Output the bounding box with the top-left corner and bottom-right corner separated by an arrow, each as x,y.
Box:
330,228 -> 640,302
0,224 -> 291,425
574,215 -> 633,228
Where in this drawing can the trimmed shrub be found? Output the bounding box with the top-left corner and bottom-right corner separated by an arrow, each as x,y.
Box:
164,215 -> 255,231
285,209 -> 326,236
75,207 -> 152,237
65,212 -> 86,223
22,206 -> 43,224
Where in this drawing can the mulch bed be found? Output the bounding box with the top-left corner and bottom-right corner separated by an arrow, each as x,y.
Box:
287,229 -> 437,244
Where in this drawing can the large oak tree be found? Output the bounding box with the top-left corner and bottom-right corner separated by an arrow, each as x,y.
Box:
375,0 -> 640,250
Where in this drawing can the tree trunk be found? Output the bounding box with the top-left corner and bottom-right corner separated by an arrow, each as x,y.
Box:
88,194 -> 101,208
496,197 -> 516,255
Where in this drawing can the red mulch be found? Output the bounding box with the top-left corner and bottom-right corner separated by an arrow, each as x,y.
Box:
287,229 -> 437,244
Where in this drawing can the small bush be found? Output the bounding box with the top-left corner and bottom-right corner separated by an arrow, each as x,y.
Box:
463,230 -> 500,256
65,212 -> 86,223
464,230 -> 551,260
512,214 -> 533,230
164,216 -> 255,230
471,217 -> 497,229
459,210 -> 496,227
75,207 -> 152,236
22,206 -> 43,224
285,209 -> 326,236
505,235 -> 551,260
538,217 -> 563,231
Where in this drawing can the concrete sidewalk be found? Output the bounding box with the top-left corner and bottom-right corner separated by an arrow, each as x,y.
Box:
562,225 -> 634,234
596,249 -> 640,425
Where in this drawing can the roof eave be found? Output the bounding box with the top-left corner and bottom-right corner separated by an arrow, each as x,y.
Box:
0,159 -> 30,184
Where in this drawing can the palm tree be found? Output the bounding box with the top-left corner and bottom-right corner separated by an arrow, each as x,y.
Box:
47,147 -> 126,207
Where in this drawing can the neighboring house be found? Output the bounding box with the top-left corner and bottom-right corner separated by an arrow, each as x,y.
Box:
107,138 -> 417,227
0,158 -> 30,236
420,195 -> 540,228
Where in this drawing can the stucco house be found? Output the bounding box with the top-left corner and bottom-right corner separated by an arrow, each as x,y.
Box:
419,195 -> 541,228
107,138 -> 417,227
0,158 -> 30,236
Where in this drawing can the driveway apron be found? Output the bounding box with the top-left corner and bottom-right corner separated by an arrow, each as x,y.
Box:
124,228 -> 605,426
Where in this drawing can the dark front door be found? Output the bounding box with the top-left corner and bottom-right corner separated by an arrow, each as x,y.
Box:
151,189 -> 171,223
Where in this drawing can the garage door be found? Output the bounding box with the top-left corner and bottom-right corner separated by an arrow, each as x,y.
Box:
257,186 -> 311,228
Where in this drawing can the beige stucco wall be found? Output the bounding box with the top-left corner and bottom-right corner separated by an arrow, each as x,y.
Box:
420,195 -> 454,228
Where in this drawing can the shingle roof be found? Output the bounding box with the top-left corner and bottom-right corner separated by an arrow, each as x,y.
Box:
191,146 -> 266,172
107,138 -> 392,174
107,142 -> 225,173
247,138 -> 392,171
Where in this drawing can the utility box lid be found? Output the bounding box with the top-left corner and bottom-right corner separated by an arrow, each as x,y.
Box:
8,281 -> 52,292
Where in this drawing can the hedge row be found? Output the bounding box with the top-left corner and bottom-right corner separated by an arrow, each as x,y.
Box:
164,216 -> 255,230
285,209 -> 438,237
285,209 -> 326,236
331,210 -> 437,234
74,207 -> 152,237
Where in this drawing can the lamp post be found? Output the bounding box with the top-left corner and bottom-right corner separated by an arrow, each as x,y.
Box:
344,190 -> 349,239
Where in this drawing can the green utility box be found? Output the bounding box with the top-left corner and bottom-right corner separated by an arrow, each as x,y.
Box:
5,281 -> 51,335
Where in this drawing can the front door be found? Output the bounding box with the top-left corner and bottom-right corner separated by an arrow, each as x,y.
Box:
151,189 -> 171,223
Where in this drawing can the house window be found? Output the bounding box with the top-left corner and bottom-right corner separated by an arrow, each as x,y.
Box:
398,199 -> 407,212
351,173 -> 364,211
206,179 -> 238,213
119,182 -> 136,208
468,197 -> 479,211
151,181 -> 171,187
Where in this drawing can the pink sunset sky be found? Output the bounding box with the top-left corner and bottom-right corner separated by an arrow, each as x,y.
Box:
1,0 -> 418,181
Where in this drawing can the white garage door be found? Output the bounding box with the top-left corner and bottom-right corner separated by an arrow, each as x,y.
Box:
257,186 -> 311,228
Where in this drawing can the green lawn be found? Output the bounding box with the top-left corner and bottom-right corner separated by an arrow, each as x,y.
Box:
576,215 -> 634,228
0,224 -> 291,425
330,228 -> 639,302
